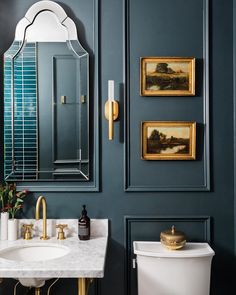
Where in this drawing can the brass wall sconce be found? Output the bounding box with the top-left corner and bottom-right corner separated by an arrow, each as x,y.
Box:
104,80 -> 119,140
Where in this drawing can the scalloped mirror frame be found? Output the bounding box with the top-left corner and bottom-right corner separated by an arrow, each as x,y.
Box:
4,0 -> 100,192
15,0 -> 78,42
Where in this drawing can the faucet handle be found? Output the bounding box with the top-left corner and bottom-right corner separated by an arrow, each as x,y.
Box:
22,224 -> 33,240
56,224 -> 68,240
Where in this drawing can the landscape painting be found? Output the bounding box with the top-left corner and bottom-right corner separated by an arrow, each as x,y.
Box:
140,57 -> 195,96
141,121 -> 196,160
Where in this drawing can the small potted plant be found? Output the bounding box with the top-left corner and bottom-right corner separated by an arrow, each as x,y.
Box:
0,182 -> 27,240
0,182 -> 10,240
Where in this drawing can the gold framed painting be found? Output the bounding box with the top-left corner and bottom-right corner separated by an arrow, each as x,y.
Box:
140,57 -> 195,96
141,121 -> 196,160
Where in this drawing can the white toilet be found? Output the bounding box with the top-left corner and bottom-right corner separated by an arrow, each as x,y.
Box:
134,241 -> 215,295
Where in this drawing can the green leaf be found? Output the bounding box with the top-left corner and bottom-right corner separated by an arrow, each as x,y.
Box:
16,198 -> 23,203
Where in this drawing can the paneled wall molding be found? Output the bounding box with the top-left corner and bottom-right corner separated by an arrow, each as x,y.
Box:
124,0 -> 210,192
124,215 -> 212,295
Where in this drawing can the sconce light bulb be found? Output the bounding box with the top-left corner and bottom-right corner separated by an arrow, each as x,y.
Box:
108,80 -> 114,100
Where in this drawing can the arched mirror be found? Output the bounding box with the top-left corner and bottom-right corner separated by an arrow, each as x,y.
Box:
4,1 -> 90,183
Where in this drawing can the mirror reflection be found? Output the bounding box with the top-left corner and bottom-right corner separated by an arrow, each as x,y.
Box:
4,3 -> 89,181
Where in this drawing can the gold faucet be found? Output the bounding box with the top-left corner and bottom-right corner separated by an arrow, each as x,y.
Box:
35,196 -> 49,240
23,224 -> 33,240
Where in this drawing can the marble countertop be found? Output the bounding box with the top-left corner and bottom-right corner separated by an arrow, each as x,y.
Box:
0,219 -> 108,278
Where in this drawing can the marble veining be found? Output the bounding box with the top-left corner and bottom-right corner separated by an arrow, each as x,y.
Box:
0,219 -> 108,278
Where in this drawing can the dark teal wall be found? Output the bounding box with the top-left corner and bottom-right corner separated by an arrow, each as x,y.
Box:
0,0 -> 235,294
233,0 -> 236,256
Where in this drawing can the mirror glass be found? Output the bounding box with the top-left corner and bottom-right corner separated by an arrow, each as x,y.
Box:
4,3 -> 89,182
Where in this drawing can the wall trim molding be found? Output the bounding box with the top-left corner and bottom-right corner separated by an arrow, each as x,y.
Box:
124,215 -> 212,295
124,0 -> 210,192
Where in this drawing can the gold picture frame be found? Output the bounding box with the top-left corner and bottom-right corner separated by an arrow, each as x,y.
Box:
141,121 -> 196,160
140,57 -> 195,96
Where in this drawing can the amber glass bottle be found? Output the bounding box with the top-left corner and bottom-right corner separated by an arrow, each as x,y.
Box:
78,205 -> 90,240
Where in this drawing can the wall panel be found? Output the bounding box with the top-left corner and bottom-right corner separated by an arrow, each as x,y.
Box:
125,0 -> 210,191
124,216 -> 211,295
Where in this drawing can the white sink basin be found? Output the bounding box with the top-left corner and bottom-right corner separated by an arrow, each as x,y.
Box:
0,243 -> 70,287
0,243 -> 70,262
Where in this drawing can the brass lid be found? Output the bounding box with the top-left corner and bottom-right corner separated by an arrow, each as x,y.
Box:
160,225 -> 186,250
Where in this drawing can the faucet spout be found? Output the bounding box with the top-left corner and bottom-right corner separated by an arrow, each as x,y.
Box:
35,196 -> 49,240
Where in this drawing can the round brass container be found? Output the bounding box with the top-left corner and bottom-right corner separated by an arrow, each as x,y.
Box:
160,225 -> 186,250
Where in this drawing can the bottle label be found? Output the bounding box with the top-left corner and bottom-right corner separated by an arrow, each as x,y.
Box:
79,224 -> 89,236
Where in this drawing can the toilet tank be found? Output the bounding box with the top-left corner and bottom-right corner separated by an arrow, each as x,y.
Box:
133,242 -> 215,295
